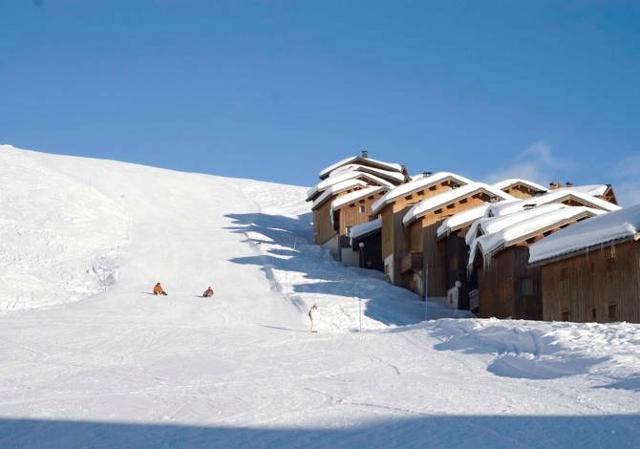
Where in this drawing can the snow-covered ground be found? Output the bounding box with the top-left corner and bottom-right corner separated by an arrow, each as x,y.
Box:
0,145 -> 639,448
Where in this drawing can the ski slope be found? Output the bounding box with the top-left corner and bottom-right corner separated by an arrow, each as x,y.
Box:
0,145 -> 639,449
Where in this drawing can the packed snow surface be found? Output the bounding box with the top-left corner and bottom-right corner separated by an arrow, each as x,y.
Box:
1,146 -> 639,449
529,203 -> 640,264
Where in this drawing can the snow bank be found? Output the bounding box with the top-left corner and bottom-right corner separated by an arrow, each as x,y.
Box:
529,203 -> 640,264
0,145 -> 130,313
427,318 -> 640,381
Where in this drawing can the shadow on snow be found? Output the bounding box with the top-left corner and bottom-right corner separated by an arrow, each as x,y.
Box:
1,415 -> 639,449
224,212 -> 426,326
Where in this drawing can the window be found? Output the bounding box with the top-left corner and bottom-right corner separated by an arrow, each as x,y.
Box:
608,304 -> 618,322
359,205 -> 366,214
561,311 -> 570,322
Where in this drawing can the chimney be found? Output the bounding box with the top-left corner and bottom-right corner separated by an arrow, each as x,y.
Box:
549,182 -> 558,190
423,171 -> 433,177
361,149 -> 369,159
566,181 -> 574,187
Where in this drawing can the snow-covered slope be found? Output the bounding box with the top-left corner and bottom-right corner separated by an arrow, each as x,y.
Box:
0,145 -> 639,449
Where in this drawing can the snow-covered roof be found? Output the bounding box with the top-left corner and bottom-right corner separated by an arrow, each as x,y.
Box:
330,185 -> 388,214
370,171 -> 474,216
529,203 -> 640,265
484,189 -> 620,218
311,179 -> 369,210
327,163 -> 406,184
468,206 -> 606,271
349,218 -> 382,243
306,170 -> 393,201
403,183 -> 515,227
492,178 -> 548,193
436,204 -> 490,239
466,203 -> 569,247
319,156 -> 403,179
555,184 -> 610,197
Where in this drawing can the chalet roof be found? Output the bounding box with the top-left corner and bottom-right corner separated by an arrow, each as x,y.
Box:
529,203 -> 640,265
330,185 -> 388,214
554,184 -> 610,197
319,156 -> 404,180
327,163 -> 407,184
370,171 -> 474,216
468,206 -> 606,271
311,179 -> 369,210
402,183 -> 515,227
436,204 -> 490,239
307,170 -> 393,202
349,218 -> 382,245
492,178 -> 548,193
484,189 -> 620,218
465,203 -> 568,246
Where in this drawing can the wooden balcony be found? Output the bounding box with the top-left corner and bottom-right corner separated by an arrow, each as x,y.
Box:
400,252 -> 423,274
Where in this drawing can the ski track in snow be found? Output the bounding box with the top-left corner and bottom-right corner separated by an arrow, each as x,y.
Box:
0,145 -> 639,448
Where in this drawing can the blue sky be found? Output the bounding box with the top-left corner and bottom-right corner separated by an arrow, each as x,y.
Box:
1,1 -> 639,204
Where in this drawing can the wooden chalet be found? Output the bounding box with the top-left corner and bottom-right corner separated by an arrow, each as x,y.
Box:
468,205 -> 604,320
402,183 -> 514,298
529,204 -> 640,323
550,182 -> 618,205
369,172 -> 473,286
483,188 -> 620,219
436,204 -> 492,310
493,178 -> 548,199
317,150 -> 409,182
331,185 -> 388,262
346,219 -> 383,271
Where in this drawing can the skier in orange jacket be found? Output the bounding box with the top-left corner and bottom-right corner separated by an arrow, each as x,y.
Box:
153,282 -> 167,296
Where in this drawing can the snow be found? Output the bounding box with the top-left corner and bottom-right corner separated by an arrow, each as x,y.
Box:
556,184 -> 610,197
403,183 -> 515,226
318,156 -> 403,179
529,203 -> 640,264
326,163 -> 407,183
485,189 -> 620,218
1,145 -> 640,448
370,171 -> 474,216
468,206 -> 605,269
466,203 -> 569,247
436,203 -> 490,239
349,218 -> 382,243
307,170 -> 393,201
311,179 -> 369,210
492,178 -> 548,193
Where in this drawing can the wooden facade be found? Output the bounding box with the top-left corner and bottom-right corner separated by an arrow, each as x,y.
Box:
406,192 -> 499,298
475,246 -> 543,320
334,191 -> 386,240
312,186 -> 362,245
379,179 -> 464,286
537,239 -> 640,323
500,183 -> 546,199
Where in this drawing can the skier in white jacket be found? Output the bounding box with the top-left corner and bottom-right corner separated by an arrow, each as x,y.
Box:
308,304 -> 318,333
